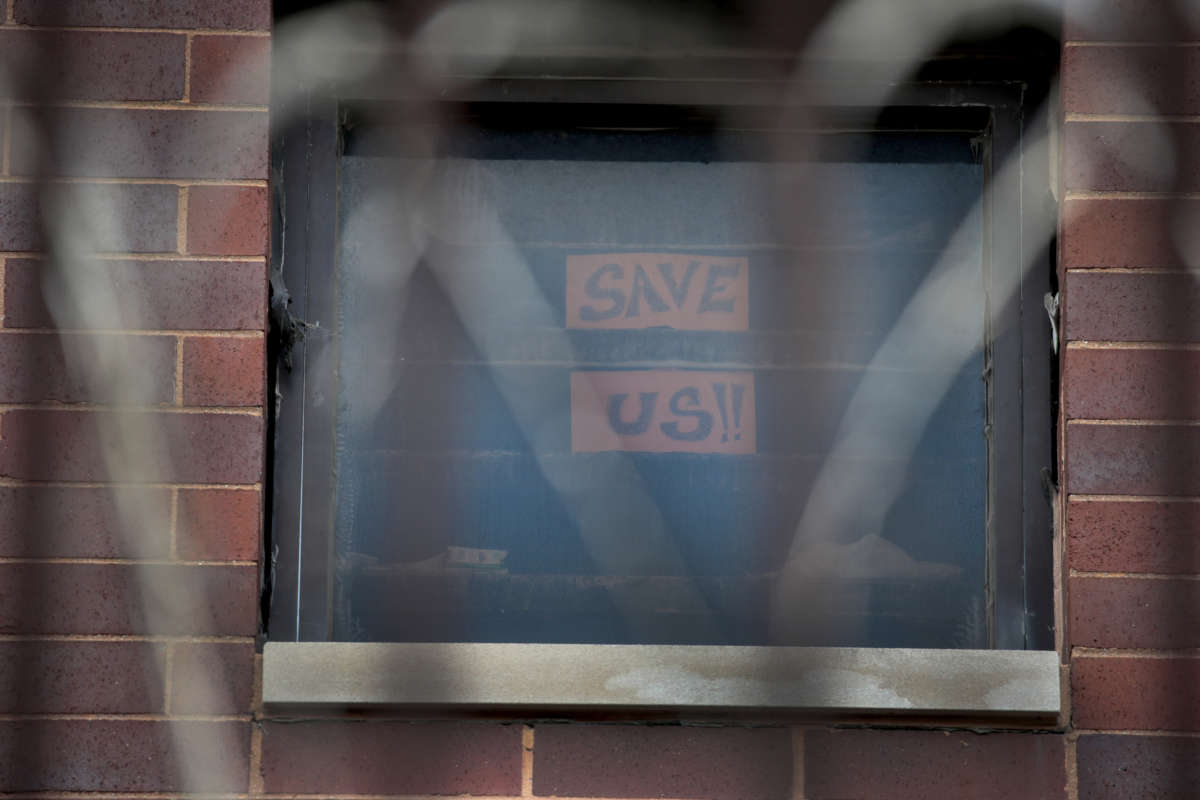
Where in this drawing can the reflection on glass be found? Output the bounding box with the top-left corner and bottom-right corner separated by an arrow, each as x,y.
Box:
331,128 -> 987,647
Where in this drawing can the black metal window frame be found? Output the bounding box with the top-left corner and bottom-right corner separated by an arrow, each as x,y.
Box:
266,60 -> 1055,655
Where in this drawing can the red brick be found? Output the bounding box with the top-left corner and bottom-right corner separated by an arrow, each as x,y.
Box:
1064,122 -> 1200,193
0,183 -> 178,253
1064,348 -> 1200,419
0,486 -> 171,559
11,109 -> 267,180
260,721 -> 521,796
1065,272 -> 1200,342
169,642 -> 254,714
0,409 -> 263,484
0,720 -> 249,792
0,184 -> 40,252
185,185 -> 268,256
1070,576 -> 1200,649
1065,0 -> 1200,42
190,35 -> 270,105
182,336 -> 264,406
3,259 -> 267,331
0,333 -> 175,404
12,0 -> 271,30
0,30 -> 185,101
1066,424 -> 1200,496
1073,657 -> 1200,731
177,488 -> 260,561
1063,46 -> 1200,116
804,728 -> 1064,799
0,641 -> 164,713
0,563 -> 257,635
1062,199 -> 1186,269
1068,500 -> 1200,574
533,724 -> 792,800
1078,734 -> 1200,799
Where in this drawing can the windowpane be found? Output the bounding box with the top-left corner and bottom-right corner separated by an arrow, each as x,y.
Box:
325,127 -> 988,647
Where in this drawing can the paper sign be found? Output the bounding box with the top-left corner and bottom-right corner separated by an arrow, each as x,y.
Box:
571,370 -> 756,454
566,253 -> 749,331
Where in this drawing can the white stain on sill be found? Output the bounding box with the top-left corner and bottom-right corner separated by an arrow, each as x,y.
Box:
605,664 -> 915,708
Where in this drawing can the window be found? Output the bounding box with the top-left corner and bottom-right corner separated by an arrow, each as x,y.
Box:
265,45 -> 1058,716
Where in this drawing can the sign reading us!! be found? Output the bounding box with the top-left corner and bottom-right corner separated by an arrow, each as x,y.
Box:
571,370 -> 756,454
565,254 -> 749,331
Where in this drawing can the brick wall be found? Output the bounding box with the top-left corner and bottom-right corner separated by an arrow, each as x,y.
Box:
1061,1 -> 1200,798
1,0 -> 1198,798
0,0 -> 270,794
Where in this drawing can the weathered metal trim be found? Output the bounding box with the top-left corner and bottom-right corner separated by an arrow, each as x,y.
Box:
263,642 -> 1059,717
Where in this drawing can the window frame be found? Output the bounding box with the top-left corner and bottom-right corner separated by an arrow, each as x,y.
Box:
265,55 -> 1058,718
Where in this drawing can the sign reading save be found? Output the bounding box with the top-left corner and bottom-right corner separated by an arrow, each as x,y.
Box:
571,370 -> 756,455
566,253 -> 749,331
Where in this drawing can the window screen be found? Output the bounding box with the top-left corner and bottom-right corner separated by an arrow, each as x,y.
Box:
313,119 -> 992,648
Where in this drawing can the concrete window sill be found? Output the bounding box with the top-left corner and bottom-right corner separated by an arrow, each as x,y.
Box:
262,642 -> 1060,720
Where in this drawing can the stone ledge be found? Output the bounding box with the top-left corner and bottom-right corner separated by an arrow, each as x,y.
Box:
263,642 -> 1060,718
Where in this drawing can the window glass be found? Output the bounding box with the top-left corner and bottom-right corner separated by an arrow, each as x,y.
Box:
329,125 -> 988,647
